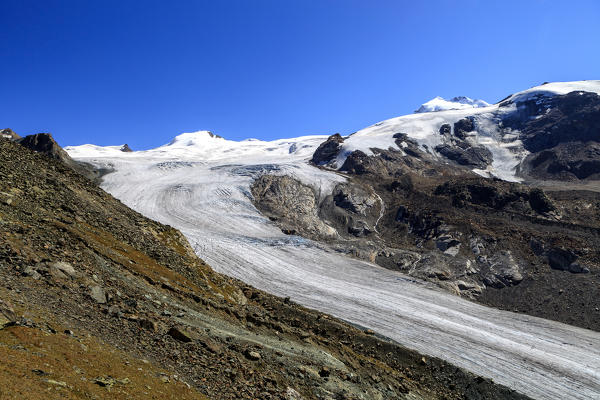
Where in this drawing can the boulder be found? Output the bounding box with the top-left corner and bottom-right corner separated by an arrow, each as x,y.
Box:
0,299 -> 16,329
168,326 -> 194,343
89,285 -> 107,304
49,262 -> 78,279
244,349 -> 261,360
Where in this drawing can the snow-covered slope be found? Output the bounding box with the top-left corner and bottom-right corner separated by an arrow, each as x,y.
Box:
415,96 -> 490,113
67,117 -> 600,399
336,80 -> 600,181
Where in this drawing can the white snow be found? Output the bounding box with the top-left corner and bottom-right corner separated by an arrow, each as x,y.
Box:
504,80 -> 600,103
335,80 -> 600,181
415,96 -> 490,113
67,120 -> 600,399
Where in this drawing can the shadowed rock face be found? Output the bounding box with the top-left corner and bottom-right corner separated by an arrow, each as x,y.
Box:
502,91 -> 600,181
504,91 -> 600,153
434,143 -> 493,169
520,141 -> 600,180
10,132 -> 104,182
17,133 -> 72,162
310,133 -> 344,166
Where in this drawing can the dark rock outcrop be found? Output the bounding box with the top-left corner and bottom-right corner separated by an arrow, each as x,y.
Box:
434,179 -> 556,215
453,117 -> 475,140
520,141 -> 600,180
514,91 -> 600,153
310,133 -> 344,165
17,133 -> 72,163
502,91 -> 600,181
435,144 -> 493,169
16,133 -> 102,182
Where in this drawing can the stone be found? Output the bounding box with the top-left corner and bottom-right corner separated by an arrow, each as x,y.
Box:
285,387 -> 305,400
199,338 -> 222,354
89,285 -> 107,304
49,262 -> 78,278
46,379 -> 67,387
0,299 -> 16,329
139,318 -> 157,332
436,236 -> 461,256
22,265 -> 41,280
546,248 -> 578,271
107,305 -> 121,317
168,326 -> 193,343
319,366 -> 331,378
244,349 -> 261,360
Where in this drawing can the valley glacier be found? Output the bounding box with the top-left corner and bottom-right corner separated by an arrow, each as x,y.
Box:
66,82 -> 600,399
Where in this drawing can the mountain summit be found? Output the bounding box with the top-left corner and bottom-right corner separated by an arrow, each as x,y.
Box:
415,96 -> 490,113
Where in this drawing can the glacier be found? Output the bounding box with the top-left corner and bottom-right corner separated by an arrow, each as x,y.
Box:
65,80 -> 600,400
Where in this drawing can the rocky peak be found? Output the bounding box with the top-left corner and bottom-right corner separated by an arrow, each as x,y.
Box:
1,128 -> 21,141
17,133 -> 70,161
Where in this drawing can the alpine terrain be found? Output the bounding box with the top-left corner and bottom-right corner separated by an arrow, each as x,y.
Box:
2,80 -> 600,400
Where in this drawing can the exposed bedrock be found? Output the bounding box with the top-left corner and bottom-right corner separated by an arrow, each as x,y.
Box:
250,173 -> 538,300
250,174 -> 337,239
310,133 -> 344,166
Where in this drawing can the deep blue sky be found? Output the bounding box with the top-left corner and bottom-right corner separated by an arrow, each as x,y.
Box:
2,0 -> 599,149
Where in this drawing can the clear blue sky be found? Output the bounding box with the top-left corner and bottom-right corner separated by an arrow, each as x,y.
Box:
2,0 -> 599,149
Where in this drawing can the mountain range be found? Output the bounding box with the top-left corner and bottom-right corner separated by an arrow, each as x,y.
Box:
2,80 -> 600,399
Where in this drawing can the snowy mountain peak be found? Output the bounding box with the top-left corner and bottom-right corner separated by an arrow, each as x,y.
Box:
415,96 -> 490,113
166,130 -> 224,147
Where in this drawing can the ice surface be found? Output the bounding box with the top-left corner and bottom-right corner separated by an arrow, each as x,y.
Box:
68,125 -> 600,399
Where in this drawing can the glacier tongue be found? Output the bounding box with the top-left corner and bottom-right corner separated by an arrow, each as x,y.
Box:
67,134 -> 600,400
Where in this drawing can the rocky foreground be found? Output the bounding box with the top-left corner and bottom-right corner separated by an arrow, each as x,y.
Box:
0,134 -> 529,399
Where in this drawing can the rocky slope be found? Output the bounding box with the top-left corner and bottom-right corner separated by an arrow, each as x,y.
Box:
252,81 -> 600,332
0,136 -> 529,399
